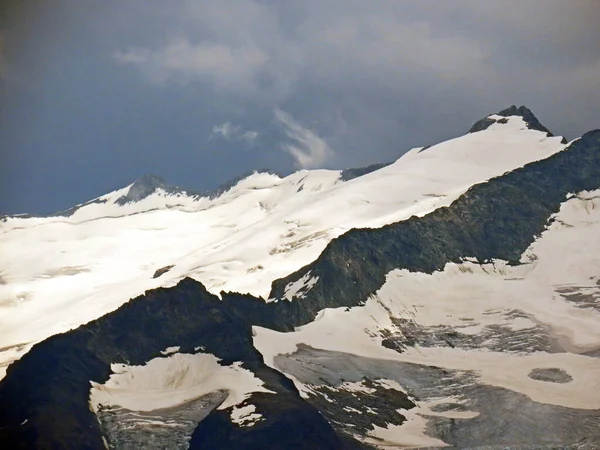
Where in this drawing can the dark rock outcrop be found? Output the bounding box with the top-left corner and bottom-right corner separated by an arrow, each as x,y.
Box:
114,174 -> 200,205
153,264 -> 175,278
528,368 -> 573,384
496,105 -> 553,135
339,162 -> 391,182
0,279 -> 348,449
190,391 -> 351,450
469,116 -> 498,133
469,105 -> 565,143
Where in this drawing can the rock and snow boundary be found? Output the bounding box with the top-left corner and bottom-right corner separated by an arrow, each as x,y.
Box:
90,351 -> 274,413
254,189 -> 600,446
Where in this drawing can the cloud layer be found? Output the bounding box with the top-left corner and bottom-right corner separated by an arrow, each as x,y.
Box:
111,0 -> 600,167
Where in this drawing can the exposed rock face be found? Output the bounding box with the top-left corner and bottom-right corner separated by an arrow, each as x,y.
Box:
153,264 -> 174,278
469,116 -> 499,133
190,391 -> 360,450
275,346 -> 417,438
115,174 -> 198,205
528,368 -> 573,384
226,130 -> 600,331
469,105 -> 564,142
275,347 -> 600,449
496,105 -> 554,136
51,174 -> 201,217
96,392 -> 228,449
339,162 -> 391,181
0,280 -> 349,449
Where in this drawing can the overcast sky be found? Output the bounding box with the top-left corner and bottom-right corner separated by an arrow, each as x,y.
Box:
1,0 -> 599,214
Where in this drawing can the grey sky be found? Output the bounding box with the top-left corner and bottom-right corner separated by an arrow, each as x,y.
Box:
1,0 -> 599,214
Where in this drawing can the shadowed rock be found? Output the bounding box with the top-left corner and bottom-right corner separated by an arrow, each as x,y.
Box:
469,105 -> 565,143
528,368 -> 573,384
153,264 -> 174,278
340,162 -> 391,181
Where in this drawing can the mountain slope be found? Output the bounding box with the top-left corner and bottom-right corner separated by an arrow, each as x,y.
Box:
0,110 -> 599,448
0,279 -> 356,449
0,108 -> 566,379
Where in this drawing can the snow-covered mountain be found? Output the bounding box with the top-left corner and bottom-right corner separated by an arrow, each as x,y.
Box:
1,106 -> 599,449
0,107 -> 566,379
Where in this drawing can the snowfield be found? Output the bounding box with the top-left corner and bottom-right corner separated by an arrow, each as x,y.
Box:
89,351 -> 273,413
0,115 -> 566,379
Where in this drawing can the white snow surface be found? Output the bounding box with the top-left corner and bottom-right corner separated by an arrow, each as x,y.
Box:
282,272 -> 319,301
0,116 -> 565,379
89,352 -> 274,412
254,190 -> 600,446
160,346 -> 180,356
230,404 -> 263,427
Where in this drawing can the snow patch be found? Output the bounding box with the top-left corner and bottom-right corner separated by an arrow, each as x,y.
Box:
89,353 -> 274,413
160,346 -> 180,356
230,404 -> 263,427
343,406 -> 361,414
282,272 -> 319,301
337,380 -> 376,394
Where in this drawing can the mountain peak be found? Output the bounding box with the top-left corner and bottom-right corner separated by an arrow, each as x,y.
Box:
469,105 -> 560,140
132,174 -> 168,189
115,174 -> 173,205
497,104 -> 534,118
496,105 -> 553,135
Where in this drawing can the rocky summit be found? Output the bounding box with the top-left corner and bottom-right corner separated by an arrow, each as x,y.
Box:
1,108 -> 599,449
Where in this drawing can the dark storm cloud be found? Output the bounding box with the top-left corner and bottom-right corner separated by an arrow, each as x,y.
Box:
0,31 -> 7,82
114,0 -> 600,159
0,0 -> 598,213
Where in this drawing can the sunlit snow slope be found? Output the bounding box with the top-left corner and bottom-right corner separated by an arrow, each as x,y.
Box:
0,114 -> 565,379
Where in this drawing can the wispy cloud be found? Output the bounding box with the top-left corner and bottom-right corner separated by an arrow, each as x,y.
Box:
211,122 -> 239,140
239,130 -> 259,142
274,109 -> 333,169
210,122 -> 259,144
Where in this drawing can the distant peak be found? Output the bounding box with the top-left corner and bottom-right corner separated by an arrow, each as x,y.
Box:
115,174 -> 173,205
497,105 -> 534,118
132,174 -> 168,189
496,105 -> 552,135
206,168 -> 282,199
469,105 -> 560,140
